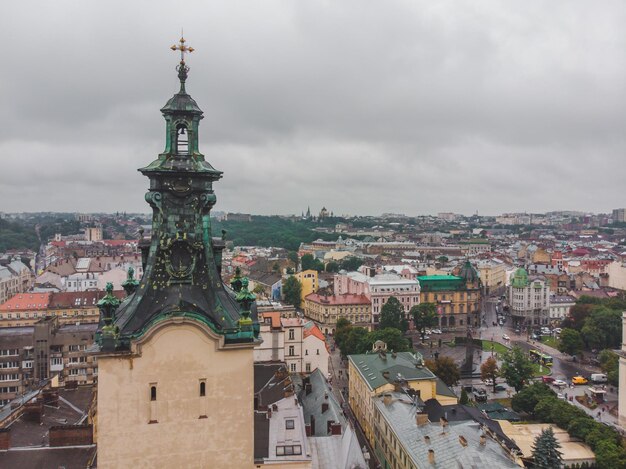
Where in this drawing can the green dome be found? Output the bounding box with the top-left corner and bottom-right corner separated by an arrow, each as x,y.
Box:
459,260 -> 479,284
511,268 -> 529,288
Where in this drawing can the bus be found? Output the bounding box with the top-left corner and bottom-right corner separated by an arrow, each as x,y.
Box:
529,349 -> 553,367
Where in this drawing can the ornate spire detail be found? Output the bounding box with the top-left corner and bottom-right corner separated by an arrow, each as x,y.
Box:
171,35 -> 194,93
121,266 -> 140,296
97,282 -> 121,350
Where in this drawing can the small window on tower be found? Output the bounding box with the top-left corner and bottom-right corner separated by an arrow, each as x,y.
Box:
176,123 -> 189,155
150,385 -> 157,401
200,381 -> 206,397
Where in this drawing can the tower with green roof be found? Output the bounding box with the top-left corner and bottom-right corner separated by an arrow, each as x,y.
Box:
96,37 -> 260,468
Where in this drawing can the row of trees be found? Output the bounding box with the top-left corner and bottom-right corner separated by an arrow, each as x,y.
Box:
378,297 -> 438,342
511,383 -> 626,469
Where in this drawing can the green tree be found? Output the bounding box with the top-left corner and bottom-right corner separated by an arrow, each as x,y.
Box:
380,296 -> 408,332
480,357 -> 499,393
459,388 -> 469,405
594,440 -> 626,469
561,303 -> 593,330
410,303 -> 437,342
581,307 -> 622,350
340,256 -> 363,271
567,417 -> 597,441
367,328 -> 410,352
272,262 -> 280,274
325,261 -> 339,273
531,427 -> 563,469
282,276 -> 302,309
424,356 -> 460,386
287,251 -> 299,269
343,327 -> 370,355
301,253 -> 325,272
511,383 -> 555,414
334,318 -> 352,352
252,284 -> 266,297
500,346 -> 535,392
558,328 -> 584,356
598,349 -> 619,386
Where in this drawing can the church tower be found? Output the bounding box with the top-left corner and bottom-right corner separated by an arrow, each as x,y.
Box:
95,37 -> 260,468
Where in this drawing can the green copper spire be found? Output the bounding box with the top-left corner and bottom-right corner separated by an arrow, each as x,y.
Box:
97,37 -> 259,351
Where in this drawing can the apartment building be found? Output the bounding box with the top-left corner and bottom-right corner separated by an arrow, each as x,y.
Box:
303,293 -> 372,334
334,271 -> 420,324
0,317 -> 97,407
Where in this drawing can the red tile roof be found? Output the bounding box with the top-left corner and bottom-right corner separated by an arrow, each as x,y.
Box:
49,290 -> 125,308
259,311 -> 282,329
0,293 -> 51,311
305,293 -> 370,305
303,322 -> 326,342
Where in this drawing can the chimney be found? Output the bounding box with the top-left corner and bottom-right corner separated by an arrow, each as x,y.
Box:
267,408 -> 272,419
480,434 -> 487,446
424,435 -> 430,445
310,415 -> 316,435
330,422 -> 342,435
322,402 -> 329,413
459,435 -> 468,447
305,423 -> 312,437
415,412 -> 429,426
383,394 -> 393,406
428,449 -> 435,465
440,417 -> 448,434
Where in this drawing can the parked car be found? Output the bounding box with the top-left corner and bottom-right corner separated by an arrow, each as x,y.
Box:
483,379 -> 495,386
494,384 -> 506,392
431,329 -> 442,334
572,376 -> 588,385
557,393 -> 566,400
591,373 -> 608,384
502,334 -> 510,341
542,376 -> 555,384
552,379 -> 567,387
514,328 -> 521,334
553,328 -> 562,334
472,387 -> 488,402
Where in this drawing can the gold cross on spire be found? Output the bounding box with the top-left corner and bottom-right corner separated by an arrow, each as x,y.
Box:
171,34 -> 194,64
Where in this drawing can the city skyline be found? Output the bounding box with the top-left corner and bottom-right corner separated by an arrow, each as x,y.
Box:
1,1 -> 624,215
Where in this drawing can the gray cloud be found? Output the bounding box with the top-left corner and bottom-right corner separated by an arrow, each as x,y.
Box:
0,0 -> 624,216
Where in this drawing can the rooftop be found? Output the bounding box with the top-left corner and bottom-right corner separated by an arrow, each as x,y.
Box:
374,395 -> 520,468
0,292 -> 51,311
348,351 -> 433,391
305,293 -> 371,306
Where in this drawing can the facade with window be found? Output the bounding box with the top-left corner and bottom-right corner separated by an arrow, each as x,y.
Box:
0,316 -> 97,408
417,268 -> 482,330
294,269 -> 319,302
334,271 -> 420,325
303,292 -> 372,334
508,268 -> 551,328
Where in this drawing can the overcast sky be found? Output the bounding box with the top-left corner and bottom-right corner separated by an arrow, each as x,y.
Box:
0,1 -> 624,217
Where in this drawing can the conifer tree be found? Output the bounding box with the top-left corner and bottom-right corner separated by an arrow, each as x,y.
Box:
531,427 -> 563,469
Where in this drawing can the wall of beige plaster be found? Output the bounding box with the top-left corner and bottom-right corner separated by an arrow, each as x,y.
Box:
97,322 -> 254,469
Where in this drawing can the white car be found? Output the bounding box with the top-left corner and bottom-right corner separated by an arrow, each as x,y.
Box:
431,329 -> 442,334
554,328 -> 562,334
502,334 -> 510,341
552,379 -> 567,387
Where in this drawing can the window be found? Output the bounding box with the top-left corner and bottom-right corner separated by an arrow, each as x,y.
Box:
290,363 -> 296,372
276,445 -> 302,456
288,329 -> 295,340
288,346 -> 295,356
151,385 -> 157,401
285,419 -> 295,430
316,349 -> 320,355
305,362 -> 311,372
199,381 -> 206,397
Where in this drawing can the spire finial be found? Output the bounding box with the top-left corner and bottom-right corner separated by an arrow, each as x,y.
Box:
170,32 -> 194,64
170,33 -> 194,93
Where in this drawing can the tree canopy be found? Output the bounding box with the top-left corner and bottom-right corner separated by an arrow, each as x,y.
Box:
500,346 -> 535,392
531,427 -> 563,469
380,296 -> 408,332
480,357 -> 499,393
558,328 -> 584,356
410,303 -> 437,342
282,276 -> 302,309
425,356 -> 460,386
